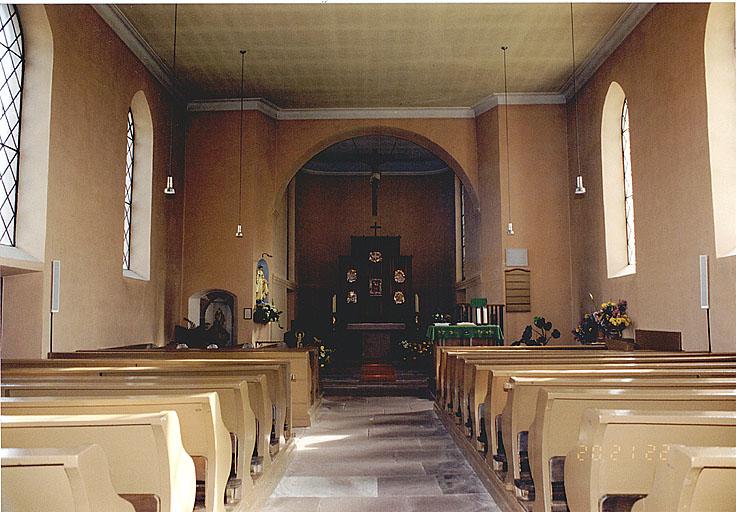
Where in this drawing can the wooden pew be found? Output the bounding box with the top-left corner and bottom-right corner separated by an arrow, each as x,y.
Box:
1,445 -> 135,512
3,359 -> 291,444
455,351 -> 736,426
501,376 -> 736,492
0,376 -> 265,483
564,409 -> 736,512
528,387 -> 736,512
630,445 -> 736,512
64,347 -> 321,427
436,346 -> 602,406
462,355 -> 736,449
1,393 -> 231,512
1,411 -> 196,512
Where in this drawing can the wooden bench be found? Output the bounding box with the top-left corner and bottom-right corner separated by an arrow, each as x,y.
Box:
1,445 -> 135,512
0,375 -> 265,484
434,345 -> 600,398
1,411 -> 196,512
630,444 -> 736,512
528,387 -> 736,512
564,409 -> 736,512
456,352 -> 736,429
3,359 -> 290,444
63,347 -> 321,427
1,393 -> 231,512
462,356 -> 736,451
501,376 -> 736,493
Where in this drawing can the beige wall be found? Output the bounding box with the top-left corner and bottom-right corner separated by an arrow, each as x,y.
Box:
1,5 -> 182,356
568,3 -> 736,351
471,104 -> 573,341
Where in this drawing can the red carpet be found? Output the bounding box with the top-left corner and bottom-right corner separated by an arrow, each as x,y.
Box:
359,363 -> 397,383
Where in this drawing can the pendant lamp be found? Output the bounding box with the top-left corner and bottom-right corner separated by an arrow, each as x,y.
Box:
235,49 -> 246,238
501,46 -> 514,236
163,4 -> 178,195
570,4 -> 586,196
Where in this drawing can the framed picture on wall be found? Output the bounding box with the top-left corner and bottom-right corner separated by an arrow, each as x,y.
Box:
243,307 -> 252,320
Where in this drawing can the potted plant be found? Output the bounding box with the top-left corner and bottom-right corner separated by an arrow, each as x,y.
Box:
512,316 -> 560,346
573,297 -> 632,344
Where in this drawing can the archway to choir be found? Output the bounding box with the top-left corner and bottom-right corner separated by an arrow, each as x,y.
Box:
281,132 -> 472,391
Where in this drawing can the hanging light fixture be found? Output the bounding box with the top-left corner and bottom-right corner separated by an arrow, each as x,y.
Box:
164,4 -> 178,195
570,3 -> 586,196
235,49 -> 247,239
501,45 -> 514,236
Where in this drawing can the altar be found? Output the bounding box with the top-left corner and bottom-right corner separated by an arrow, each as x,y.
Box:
336,236 -> 415,362
346,322 -> 406,359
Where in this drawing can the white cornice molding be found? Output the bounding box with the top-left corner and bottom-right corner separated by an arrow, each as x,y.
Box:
93,4 -> 185,101
187,94 -> 565,119
559,3 -> 655,99
472,92 -> 566,117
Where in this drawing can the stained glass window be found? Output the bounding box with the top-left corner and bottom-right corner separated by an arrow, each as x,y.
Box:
0,4 -> 23,247
123,108 -> 134,269
621,99 -> 636,266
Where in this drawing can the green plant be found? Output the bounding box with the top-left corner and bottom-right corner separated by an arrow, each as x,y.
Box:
512,316 -> 560,346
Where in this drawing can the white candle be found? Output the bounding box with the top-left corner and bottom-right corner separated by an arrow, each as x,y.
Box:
482,307 -> 489,325
415,294 -> 419,313
332,294 -> 336,313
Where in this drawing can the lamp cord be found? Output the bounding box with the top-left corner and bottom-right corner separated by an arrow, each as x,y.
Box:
238,50 -> 246,224
502,46 -> 512,227
570,3 -> 582,181
167,4 -> 178,184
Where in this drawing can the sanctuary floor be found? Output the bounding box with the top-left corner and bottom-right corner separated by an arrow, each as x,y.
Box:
263,396 -> 500,512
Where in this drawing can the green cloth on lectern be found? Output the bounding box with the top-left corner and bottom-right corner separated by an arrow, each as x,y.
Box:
470,298 -> 488,308
426,324 -> 504,344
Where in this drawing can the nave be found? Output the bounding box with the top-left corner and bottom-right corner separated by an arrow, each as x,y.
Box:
264,396 -> 499,512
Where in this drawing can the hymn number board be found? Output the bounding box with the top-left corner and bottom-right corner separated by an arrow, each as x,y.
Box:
338,236 -> 413,325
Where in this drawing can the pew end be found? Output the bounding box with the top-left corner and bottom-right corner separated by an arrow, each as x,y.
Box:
1,445 -> 136,512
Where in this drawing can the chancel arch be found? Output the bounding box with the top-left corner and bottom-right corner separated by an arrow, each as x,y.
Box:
291,133 -> 465,364
273,122 -> 480,217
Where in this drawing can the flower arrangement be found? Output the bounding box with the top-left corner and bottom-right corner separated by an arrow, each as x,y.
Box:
399,339 -> 433,365
573,297 -> 632,343
512,316 -> 561,346
253,303 -> 282,325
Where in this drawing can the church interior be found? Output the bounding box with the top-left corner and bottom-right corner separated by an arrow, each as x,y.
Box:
1,3 -> 735,512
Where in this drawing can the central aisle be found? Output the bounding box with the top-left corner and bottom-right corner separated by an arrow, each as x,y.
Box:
264,396 -> 500,512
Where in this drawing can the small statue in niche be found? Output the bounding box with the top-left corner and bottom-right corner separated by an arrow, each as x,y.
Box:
255,264 -> 270,304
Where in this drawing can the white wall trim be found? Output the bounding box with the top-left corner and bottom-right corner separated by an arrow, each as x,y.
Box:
559,3 -> 655,99
187,94 -> 565,119
93,4 -> 184,100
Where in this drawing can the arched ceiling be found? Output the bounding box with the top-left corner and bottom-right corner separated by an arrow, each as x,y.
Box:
116,3 -> 632,109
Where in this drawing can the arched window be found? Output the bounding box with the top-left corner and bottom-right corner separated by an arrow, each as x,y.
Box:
621,99 -> 636,266
705,3 -> 736,258
0,4 -> 23,247
123,108 -> 134,269
123,91 -> 153,280
601,81 -> 636,277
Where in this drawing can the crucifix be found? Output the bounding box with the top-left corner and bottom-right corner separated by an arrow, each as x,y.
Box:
369,171 -> 382,236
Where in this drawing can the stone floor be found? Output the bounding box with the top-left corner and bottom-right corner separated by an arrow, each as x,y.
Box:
263,396 -> 500,512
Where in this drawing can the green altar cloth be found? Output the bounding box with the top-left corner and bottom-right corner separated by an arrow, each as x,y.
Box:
426,324 -> 504,345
